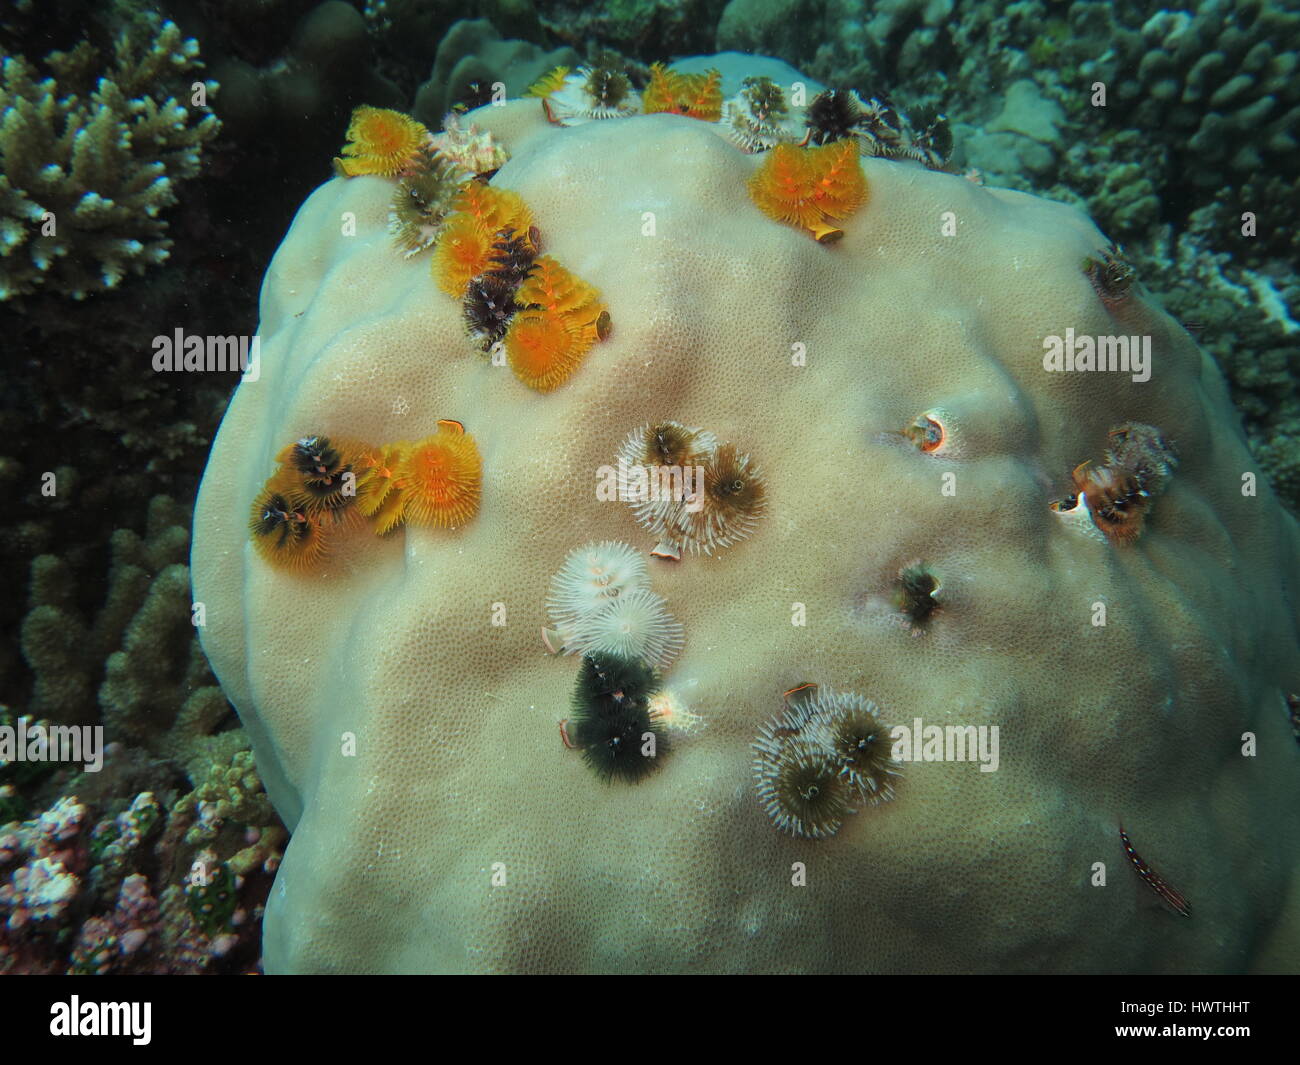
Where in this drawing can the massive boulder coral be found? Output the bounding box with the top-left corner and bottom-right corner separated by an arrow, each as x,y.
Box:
193,62 -> 1300,973
412,19 -> 580,124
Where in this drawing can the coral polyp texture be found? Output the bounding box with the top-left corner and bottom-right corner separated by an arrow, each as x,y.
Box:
192,59 -> 1300,974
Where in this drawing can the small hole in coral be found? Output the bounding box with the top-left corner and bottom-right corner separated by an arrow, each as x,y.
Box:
894,563 -> 940,631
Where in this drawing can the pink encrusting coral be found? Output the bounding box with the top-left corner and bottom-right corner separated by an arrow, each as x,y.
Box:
0,752 -> 283,973
69,874 -> 160,974
1,855 -> 80,929
0,796 -> 87,931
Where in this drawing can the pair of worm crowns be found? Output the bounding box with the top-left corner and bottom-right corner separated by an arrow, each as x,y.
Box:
1050,423 -> 1178,544
614,421 -> 768,560
331,106 -> 611,393
748,140 -> 869,243
753,684 -> 902,839
803,88 -> 951,168
248,423 -> 482,571
891,406 -> 1176,547
432,184 -> 611,392
543,541 -> 684,668
568,652 -> 671,783
426,179 -> 613,395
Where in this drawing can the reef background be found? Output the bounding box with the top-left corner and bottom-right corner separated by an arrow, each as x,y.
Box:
1,0 -> 1296,973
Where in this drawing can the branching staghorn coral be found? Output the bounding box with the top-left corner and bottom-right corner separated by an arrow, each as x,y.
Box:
0,18 -> 220,300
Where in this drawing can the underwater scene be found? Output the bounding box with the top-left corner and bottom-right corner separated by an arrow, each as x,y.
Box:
1,0 -> 1298,984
